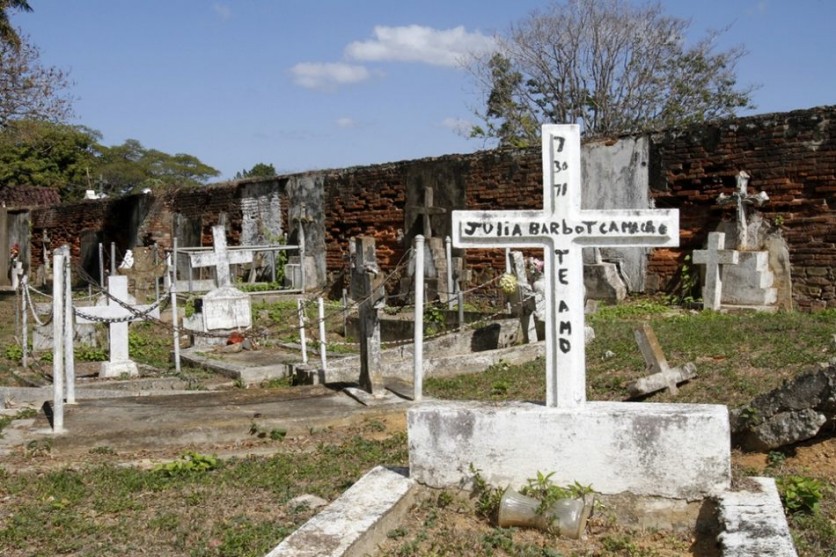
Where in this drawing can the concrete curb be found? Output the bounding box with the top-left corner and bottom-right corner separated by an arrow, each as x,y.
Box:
717,477 -> 798,556
265,466 -> 416,557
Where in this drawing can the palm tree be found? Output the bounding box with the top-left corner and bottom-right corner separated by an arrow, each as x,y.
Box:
0,1 -> 32,50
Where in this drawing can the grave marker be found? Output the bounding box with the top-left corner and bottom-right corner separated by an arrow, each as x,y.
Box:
350,237 -> 386,396
693,231 -> 739,311
410,186 -> 446,240
75,275 -> 160,377
716,171 -> 768,250
452,124 -> 679,407
190,225 -> 253,288
627,323 -> 696,397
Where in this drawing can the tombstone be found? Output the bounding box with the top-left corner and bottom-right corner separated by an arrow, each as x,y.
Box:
350,237 -> 386,396
406,186 -> 451,303
74,275 -> 160,378
693,232 -> 739,311
713,172 -> 779,309
410,124 -> 731,502
627,323 -> 697,397
507,251 -> 538,343
182,225 -> 253,346
582,247 -> 627,303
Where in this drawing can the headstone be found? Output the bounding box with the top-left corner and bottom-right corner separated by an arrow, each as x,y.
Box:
410,186 -> 447,240
407,187 -> 451,303
452,124 -> 679,407
350,237 -> 386,396
692,231 -> 739,311
74,275 -> 160,378
716,171 -> 769,250
627,323 -> 697,397
183,225 -> 253,343
190,225 -> 253,288
411,125 -> 731,503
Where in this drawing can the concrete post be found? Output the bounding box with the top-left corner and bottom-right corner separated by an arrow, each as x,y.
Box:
445,236 -> 454,310
298,298 -> 308,364
169,243 -> 181,374
318,297 -> 327,372
21,275 -> 27,369
52,252 -> 65,433
413,235 -> 425,402
63,252 -> 76,405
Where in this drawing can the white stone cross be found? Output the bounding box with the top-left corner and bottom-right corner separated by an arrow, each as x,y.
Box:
692,231 -> 739,311
452,124 -> 679,407
716,171 -> 768,250
75,274 -> 160,377
189,225 -> 254,288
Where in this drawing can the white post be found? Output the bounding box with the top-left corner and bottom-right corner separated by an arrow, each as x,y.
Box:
413,236 -> 425,402
299,224 -> 306,292
298,298 -> 308,364
318,297 -> 327,372
170,242 -> 181,374
98,243 -> 105,287
52,252 -> 65,433
505,247 -> 512,313
445,236 -> 454,310
63,253 -> 76,404
110,242 -> 116,276
21,275 -> 28,369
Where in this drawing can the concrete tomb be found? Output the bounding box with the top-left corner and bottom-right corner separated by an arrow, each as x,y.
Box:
182,225 -> 252,345
409,124 -> 731,500
715,171 -> 780,309
74,275 -> 160,378
693,231 -> 739,311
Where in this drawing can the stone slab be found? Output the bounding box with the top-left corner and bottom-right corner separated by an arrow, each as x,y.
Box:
721,251 -> 777,306
202,286 -> 252,330
717,477 -> 797,556
408,400 -> 730,499
266,466 -> 416,557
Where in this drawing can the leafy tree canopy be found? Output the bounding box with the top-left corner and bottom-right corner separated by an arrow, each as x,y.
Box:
468,0 -> 756,147
0,0 -> 31,50
234,162 -> 277,180
0,122 -> 220,201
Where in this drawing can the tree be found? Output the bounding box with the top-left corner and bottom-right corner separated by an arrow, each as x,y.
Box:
93,140 -> 221,195
0,0 -> 31,50
468,0 -> 755,146
234,162 -> 277,179
0,123 -> 221,200
0,119 -> 99,199
0,33 -> 74,126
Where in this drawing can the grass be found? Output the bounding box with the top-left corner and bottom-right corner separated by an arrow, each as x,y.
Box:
1,295 -> 835,555
0,432 -> 408,557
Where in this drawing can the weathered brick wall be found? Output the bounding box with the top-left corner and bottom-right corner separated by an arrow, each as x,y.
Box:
25,105 -> 835,309
649,106 -> 835,310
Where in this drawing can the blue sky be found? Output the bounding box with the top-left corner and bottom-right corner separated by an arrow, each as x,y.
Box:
12,1 -> 836,181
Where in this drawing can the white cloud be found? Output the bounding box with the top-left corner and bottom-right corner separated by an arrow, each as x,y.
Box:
336,117 -> 358,128
213,3 -> 231,20
345,25 -> 496,67
441,117 -> 474,137
290,62 -> 374,90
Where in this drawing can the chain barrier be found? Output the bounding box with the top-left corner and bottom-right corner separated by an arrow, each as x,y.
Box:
24,284 -> 53,326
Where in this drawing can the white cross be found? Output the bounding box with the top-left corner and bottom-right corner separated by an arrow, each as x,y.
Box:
189,225 -> 253,288
692,231 -> 739,310
452,124 -> 679,407
75,275 -> 160,377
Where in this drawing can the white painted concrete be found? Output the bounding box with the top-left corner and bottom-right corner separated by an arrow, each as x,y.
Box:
408,400 -> 730,499
717,477 -> 797,556
452,124 -> 678,407
266,466 -> 415,557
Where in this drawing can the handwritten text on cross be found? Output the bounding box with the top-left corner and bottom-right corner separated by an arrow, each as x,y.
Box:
453,125 -> 679,408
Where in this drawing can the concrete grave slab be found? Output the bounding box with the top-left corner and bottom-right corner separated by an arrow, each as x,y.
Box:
408,400 -> 731,500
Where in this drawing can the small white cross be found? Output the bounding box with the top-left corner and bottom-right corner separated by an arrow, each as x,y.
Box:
692,231 -> 739,310
452,125 -> 679,408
